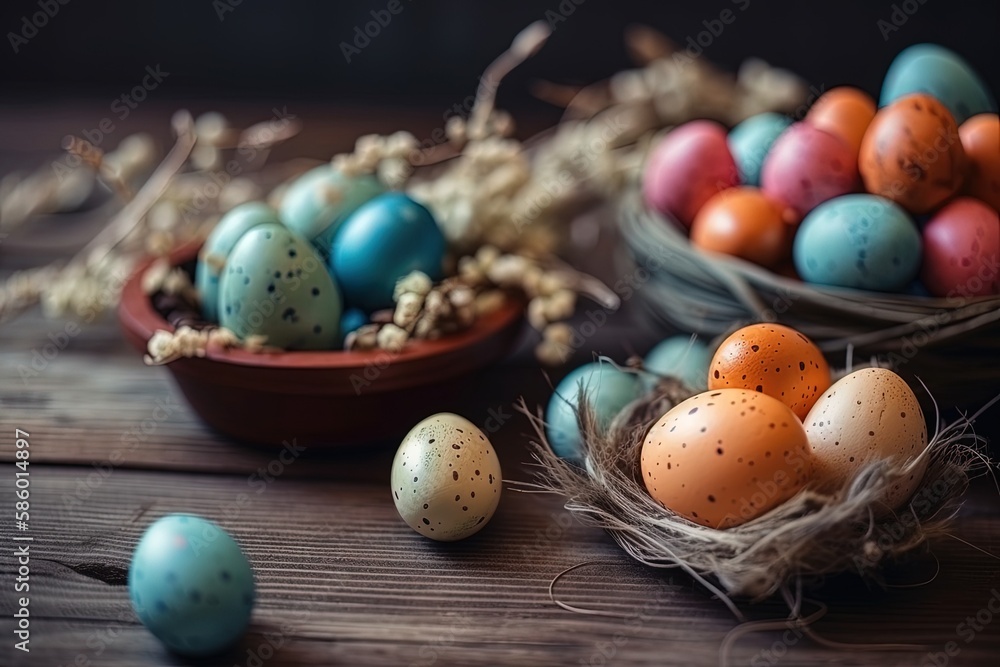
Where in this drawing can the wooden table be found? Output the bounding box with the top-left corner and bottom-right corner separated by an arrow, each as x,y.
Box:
2,104 -> 999,667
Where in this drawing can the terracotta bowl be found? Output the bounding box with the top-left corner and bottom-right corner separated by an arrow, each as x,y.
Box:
118,241 -> 525,447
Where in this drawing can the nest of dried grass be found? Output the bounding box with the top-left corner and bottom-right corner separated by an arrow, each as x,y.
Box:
520,375 -> 993,607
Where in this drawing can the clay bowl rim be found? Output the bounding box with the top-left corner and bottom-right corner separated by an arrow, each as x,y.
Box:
118,239 -> 525,371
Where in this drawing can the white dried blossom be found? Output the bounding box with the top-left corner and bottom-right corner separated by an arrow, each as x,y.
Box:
448,286 -> 475,309
376,323 -> 409,353
393,292 -> 424,328
543,289 -> 576,321
527,297 -> 548,330
394,271 -> 433,300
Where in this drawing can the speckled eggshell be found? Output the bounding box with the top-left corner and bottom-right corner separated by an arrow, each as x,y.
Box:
880,43 -> 997,125
959,113 -> 1000,210
643,336 -> 713,392
195,202 -> 280,322
804,368 -> 929,510
921,197 -> 1000,297
391,413 -> 502,541
690,187 -> 790,267
761,122 -> 860,223
793,194 -> 922,292
859,94 -> 967,215
642,120 -> 739,228
279,165 -> 385,258
727,112 -> 793,186
708,323 -> 831,420
806,87 -> 877,159
219,223 -> 342,350
641,389 -> 814,529
128,514 -> 255,656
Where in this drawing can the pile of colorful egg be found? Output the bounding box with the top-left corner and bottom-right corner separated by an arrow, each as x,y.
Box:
547,324 -> 929,528
643,43 -> 999,297
194,166 -> 445,349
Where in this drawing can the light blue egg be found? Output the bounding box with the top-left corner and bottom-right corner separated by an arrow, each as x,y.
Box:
880,43 -> 997,124
280,166 -> 385,258
545,362 -> 641,460
220,224 -> 342,349
195,202 -> 280,322
338,307 -> 368,345
728,113 -> 792,186
794,194 -> 922,292
330,193 -> 446,312
129,514 -> 255,656
643,336 -> 712,391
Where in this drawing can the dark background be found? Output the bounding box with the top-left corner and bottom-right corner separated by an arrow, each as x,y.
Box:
1,0 -> 997,117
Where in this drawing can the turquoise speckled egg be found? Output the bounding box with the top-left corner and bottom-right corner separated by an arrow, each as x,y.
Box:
195,202 -> 280,322
545,362 -> 642,461
129,514 -> 255,656
279,166 -> 385,258
793,194 -> 921,292
330,193 -> 446,311
727,113 -> 792,186
643,336 -> 712,392
220,224 -> 342,349
880,43 -> 997,124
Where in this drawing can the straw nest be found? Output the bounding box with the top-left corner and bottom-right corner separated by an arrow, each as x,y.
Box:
520,375 -> 993,605
617,193 -> 1000,405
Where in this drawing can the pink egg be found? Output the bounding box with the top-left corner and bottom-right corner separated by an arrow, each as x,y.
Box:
761,123 -> 860,223
643,121 -> 739,228
921,197 -> 1000,297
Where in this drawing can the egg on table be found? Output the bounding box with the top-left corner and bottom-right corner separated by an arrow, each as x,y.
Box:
195,202 -> 281,322
643,335 -> 713,392
793,194 -> 922,292
330,193 -> 446,312
806,86 -> 877,159
129,514 -> 255,656
804,368 -> 929,509
959,113 -> 1000,210
642,120 -> 740,228
641,389 -> 814,528
859,93 -> 967,215
708,323 -> 830,420
391,413 -> 502,541
545,361 -> 642,460
690,187 -> 790,267
921,197 -> 1000,297
727,112 -> 792,186
219,223 -> 343,349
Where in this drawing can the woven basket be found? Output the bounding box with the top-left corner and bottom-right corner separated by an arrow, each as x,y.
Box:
617,192 -> 1000,406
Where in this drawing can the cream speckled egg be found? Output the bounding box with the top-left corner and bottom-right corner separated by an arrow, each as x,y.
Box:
391,413 -> 502,541
804,368 -> 928,509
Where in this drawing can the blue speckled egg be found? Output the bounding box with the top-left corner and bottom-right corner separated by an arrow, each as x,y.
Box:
880,43 -> 997,124
727,113 -> 792,186
643,336 -> 712,392
195,202 -> 280,322
220,224 -> 342,349
793,194 -> 922,292
545,362 -> 642,460
129,514 -> 255,656
280,166 -> 385,258
330,193 -> 445,311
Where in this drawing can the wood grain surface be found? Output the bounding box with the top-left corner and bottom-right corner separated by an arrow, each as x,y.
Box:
2,105 -> 1000,667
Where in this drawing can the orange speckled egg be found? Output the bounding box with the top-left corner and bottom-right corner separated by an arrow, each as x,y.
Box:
859,93 -> 967,214
708,324 -> 830,419
690,187 -> 790,268
959,113 -> 1000,210
641,389 -> 814,528
806,86 -> 877,159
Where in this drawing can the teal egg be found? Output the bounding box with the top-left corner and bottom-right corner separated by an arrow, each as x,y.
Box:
220,224 -> 342,349
728,113 -> 792,186
279,166 -> 385,258
880,43 -> 997,124
545,362 -> 642,460
340,307 -> 368,336
794,194 -> 922,292
643,336 -> 712,391
195,202 -> 280,322
128,514 -> 255,656
330,193 -> 446,311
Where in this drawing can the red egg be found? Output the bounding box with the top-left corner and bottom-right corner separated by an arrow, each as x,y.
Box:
959,113 -> 1000,211
690,187 -> 790,267
921,197 -> 1000,297
761,123 -> 860,223
643,121 -> 740,228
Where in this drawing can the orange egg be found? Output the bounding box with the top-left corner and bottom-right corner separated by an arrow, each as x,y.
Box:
641,389 -> 814,528
690,187 -> 790,267
959,113 -> 1000,210
806,86 -> 877,158
859,93 -> 967,214
708,324 -> 830,419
